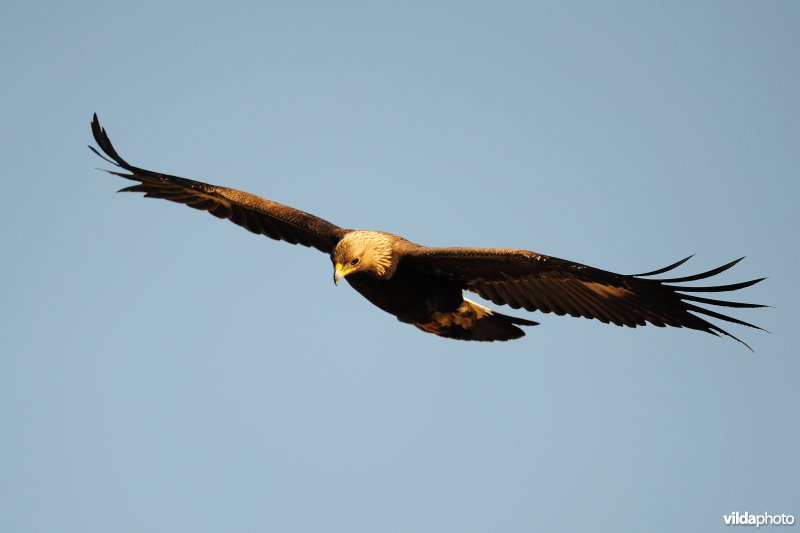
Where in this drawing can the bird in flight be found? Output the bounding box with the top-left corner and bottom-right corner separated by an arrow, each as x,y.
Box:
90,114 -> 765,348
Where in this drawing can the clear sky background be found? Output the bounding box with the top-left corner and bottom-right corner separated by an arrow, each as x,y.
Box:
1,2 -> 798,532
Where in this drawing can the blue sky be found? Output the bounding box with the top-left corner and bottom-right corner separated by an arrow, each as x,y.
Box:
1,1 -> 798,532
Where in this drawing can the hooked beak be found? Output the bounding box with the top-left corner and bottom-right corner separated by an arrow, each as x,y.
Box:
333,262 -> 354,286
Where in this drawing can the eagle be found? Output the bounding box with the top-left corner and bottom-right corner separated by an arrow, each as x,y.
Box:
90,114 -> 765,348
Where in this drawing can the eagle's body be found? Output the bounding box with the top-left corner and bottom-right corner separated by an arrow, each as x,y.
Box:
90,115 -> 765,348
342,245 -> 536,341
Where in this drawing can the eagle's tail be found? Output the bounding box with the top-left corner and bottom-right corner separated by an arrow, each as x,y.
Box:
415,298 -> 538,342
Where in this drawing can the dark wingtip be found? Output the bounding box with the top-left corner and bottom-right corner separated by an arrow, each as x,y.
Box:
672,277 -> 765,293
635,255 -> 695,277
635,254 -> 766,349
734,333 -> 756,353
88,145 -> 116,166
700,322 -> 756,352
658,257 -> 746,283
90,113 -> 133,170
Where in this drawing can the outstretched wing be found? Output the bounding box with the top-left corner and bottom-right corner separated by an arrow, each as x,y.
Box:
402,248 -> 766,349
90,114 -> 348,254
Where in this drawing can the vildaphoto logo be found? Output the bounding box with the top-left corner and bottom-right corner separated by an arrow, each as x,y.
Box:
723,511 -> 795,527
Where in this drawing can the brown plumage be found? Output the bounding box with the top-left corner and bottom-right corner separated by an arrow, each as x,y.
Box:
90,114 -> 766,348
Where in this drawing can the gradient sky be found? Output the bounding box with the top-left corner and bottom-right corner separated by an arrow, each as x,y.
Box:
1,1 -> 798,532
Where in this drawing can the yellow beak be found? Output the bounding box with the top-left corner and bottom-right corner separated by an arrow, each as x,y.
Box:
333,262 -> 356,285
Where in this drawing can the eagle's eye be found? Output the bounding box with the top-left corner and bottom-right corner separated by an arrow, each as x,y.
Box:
351,258 -> 360,266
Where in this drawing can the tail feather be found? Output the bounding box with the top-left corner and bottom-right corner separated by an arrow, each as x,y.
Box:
415,298 -> 538,342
